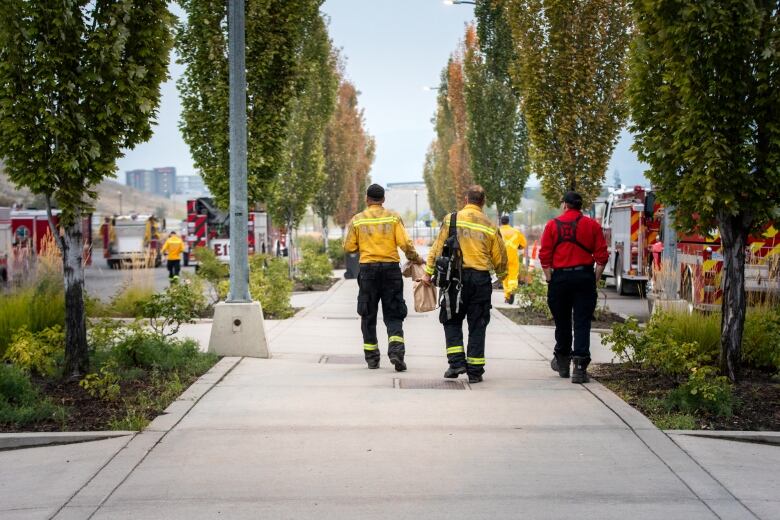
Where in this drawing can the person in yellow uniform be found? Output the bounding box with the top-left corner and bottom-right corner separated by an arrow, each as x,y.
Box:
499,215 -> 527,304
344,184 -> 423,372
161,231 -> 185,282
421,185 -> 508,384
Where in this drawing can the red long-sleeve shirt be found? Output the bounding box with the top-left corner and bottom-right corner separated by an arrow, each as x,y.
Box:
539,209 -> 609,269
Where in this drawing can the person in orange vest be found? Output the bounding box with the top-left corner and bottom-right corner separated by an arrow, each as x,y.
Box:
499,215 -> 527,304
161,231 -> 185,281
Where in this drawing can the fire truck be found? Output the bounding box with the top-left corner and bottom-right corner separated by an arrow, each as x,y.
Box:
0,207 -> 92,282
597,187 -> 780,308
103,215 -> 162,269
184,198 -> 268,265
598,186 -> 660,295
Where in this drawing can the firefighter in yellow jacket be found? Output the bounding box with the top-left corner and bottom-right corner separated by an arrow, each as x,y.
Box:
422,185 -> 508,383
344,184 -> 423,372
499,215 -> 527,304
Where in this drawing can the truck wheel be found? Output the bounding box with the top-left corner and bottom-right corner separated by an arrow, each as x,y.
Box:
183,252 -> 190,267
615,256 -> 626,295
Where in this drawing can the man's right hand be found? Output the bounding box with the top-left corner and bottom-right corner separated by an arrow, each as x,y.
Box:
421,272 -> 432,286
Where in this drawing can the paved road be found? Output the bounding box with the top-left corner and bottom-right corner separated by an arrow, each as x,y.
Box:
16,279 -> 766,520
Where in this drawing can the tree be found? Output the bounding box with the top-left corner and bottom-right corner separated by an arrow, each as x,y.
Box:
176,0 -> 322,207
267,15 -> 338,237
422,142 -> 447,220
505,0 -> 632,206
465,15 -> 530,219
446,51 -> 473,204
628,0 -> 780,382
0,0 -> 173,378
322,81 -> 375,232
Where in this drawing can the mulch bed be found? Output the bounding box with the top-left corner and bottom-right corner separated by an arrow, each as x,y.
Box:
592,363 -> 780,431
0,371 -> 204,433
293,277 -> 339,293
498,307 -> 626,329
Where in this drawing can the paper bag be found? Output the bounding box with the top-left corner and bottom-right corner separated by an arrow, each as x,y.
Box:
413,280 -> 438,313
402,261 -> 426,280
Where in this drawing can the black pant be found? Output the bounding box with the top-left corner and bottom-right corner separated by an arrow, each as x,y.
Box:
440,270 -> 492,376
357,263 -> 408,363
547,268 -> 597,359
167,259 -> 181,279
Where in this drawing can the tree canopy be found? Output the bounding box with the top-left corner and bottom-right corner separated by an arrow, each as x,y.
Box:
176,0 -> 322,207
266,14 -> 338,230
505,0 -> 632,206
628,0 -> 780,381
0,0 -> 174,376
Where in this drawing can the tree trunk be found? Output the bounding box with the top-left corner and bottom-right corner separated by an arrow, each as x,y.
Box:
321,215 -> 329,251
718,212 -> 750,383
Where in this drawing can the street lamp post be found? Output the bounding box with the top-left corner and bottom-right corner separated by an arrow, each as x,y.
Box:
414,190 -> 419,241
208,0 -> 269,358
118,191 -> 123,215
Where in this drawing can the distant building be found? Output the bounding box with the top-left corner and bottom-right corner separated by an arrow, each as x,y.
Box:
154,167 -> 177,198
384,182 -> 430,222
124,167 -> 177,198
176,175 -> 208,195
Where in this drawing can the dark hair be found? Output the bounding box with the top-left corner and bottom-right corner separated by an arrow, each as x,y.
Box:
466,185 -> 486,206
563,191 -> 583,210
500,215 -> 510,225
366,183 -> 385,200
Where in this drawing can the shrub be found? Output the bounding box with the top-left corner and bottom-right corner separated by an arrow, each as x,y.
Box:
0,364 -> 62,426
665,366 -> 733,417
297,235 -> 325,255
142,277 -> 207,337
0,275 -> 64,357
297,250 -> 332,289
104,282 -> 156,318
3,326 -> 64,377
80,361 -> 121,401
743,306 -> 780,373
193,246 -> 228,285
601,318 -> 647,364
327,244 -> 346,269
249,255 -> 294,319
515,270 -> 550,318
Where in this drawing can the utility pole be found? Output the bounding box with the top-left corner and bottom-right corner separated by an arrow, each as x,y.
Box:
209,0 -> 269,358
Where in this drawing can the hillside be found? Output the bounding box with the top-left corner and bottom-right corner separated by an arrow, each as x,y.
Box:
0,166 -> 185,219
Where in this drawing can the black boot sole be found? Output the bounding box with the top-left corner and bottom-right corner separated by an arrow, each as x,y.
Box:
550,357 -> 570,378
390,357 -> 407,372
443,367 -> 467,378
468,375 -> 483,384
571,372 -> 590,384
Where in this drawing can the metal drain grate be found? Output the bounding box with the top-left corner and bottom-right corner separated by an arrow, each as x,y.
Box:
394,378 -> 468,390
319,355 -> 367,364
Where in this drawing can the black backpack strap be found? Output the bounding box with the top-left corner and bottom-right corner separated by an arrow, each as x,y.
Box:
448,212 -> 457,238
551,215 -> 594,256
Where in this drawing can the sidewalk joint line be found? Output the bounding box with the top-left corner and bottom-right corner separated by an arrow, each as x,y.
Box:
47,433 -> 137,520
583,384 -> 730,520
666,432 -> 761,519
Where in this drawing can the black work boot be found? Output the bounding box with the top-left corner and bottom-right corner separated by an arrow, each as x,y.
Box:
468,374 -> 483,384
444,366 -> 467,378
550,353 -> 571,378
504,294 -> 515,305
571,356 -> 590,384
389,355 -> 407,372
366,357 -> 380,370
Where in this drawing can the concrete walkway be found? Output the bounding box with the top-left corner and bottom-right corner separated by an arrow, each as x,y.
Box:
3,279 -> 777,519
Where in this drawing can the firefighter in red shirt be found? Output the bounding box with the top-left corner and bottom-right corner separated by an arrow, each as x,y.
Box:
540,191 -> 609,383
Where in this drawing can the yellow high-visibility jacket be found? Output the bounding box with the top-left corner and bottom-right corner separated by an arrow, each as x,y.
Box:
500,225 -> 527,251
161,235 -> 185,261
344,205 -> 421,264
425,204 -> 508,279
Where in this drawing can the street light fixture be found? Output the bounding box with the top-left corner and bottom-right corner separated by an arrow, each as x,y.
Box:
422,86 -> 440,91
443,0 -> 477,5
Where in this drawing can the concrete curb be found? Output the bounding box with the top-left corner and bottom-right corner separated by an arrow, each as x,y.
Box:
51,356 -> 242,520
666,430 -> 780,446
0,431 -> 134,451
585,382 -> 760,519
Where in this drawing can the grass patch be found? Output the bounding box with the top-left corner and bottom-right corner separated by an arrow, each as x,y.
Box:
0,275 -> 64,357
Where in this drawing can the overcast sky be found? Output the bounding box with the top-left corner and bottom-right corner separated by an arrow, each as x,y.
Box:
116,0 -> 647,188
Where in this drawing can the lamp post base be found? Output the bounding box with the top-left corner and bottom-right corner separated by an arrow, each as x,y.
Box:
208,301 -> 270,358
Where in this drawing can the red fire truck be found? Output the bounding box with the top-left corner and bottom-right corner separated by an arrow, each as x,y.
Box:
184,198 -> 268,265
596,187 -> 780,309
598,187 -> 660,295
0,207 -> 92,282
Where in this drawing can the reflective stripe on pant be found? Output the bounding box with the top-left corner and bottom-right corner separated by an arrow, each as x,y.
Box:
441,270 -> 492,376
546,268 -> 597,359
357,263 -> 408,362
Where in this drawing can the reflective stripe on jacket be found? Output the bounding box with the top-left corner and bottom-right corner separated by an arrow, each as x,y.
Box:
344,205 -> 420,264
425,204 -> 508,278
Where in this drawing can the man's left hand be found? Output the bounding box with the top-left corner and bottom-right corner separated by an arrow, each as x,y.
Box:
421,272 -> 432,286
